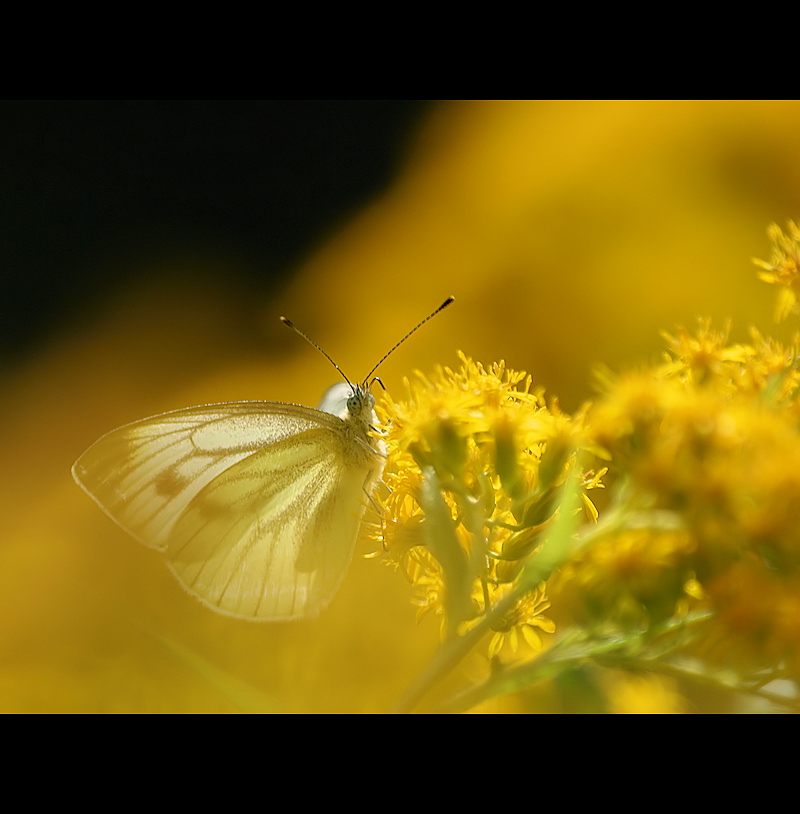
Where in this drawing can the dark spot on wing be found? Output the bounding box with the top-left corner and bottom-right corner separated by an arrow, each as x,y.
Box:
154,465 -> 190,498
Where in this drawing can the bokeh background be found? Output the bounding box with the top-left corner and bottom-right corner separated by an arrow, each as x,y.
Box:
2,100 -> 799,712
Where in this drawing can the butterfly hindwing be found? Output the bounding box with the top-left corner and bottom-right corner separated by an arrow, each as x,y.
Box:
165,426 -> 366,619
72,402 -> 374,619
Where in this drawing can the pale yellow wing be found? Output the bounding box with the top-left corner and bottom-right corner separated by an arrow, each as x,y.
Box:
72,402 -> 372,620
164,427 -> 370,619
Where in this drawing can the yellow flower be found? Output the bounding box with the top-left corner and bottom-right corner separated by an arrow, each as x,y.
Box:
555,527 -> 697,628
703,560 -> 800,678
577,318 -> 800,678
660,319 -> 749,390
486,582 -> 555,661
373,308 -> 800,703
753,220 -> 800,321
371,352 -> 597,659
735,328 -> 800,404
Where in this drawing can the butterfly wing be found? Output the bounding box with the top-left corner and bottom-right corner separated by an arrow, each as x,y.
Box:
73,402 -> 377,620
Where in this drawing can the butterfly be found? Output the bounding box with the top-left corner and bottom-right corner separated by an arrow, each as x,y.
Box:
72,297 -> 453,621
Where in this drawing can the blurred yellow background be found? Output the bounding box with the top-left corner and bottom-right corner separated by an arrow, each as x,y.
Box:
3,100 -> 800,712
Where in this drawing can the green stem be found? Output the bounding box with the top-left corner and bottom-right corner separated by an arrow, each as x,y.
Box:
394,468 -> 583,713
431,612 -> 715,713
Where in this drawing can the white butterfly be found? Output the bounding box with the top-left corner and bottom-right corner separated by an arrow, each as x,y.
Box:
72,298 -> 453,621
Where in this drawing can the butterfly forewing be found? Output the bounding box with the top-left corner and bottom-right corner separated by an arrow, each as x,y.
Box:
73,402 -> 378,620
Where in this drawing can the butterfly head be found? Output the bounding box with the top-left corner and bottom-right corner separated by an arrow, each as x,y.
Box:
317,381 -> 375,421
346,384 -> 374,416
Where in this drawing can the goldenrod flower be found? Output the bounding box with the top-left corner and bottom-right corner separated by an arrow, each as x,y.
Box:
703,561 -> 800,677
486,582 -> 555,660
754,220 -> 800,321
372,352 -> 597,659
575,317 -> 800,679
660,319 -> 749,390
379,228 -> 800,710
555,527 -> 697,628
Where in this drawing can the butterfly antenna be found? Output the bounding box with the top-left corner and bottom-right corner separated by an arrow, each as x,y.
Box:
363,296 -> 455,383
280,316 -> 353,386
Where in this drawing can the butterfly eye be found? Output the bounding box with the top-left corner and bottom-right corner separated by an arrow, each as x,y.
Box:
346,390 -> 362,414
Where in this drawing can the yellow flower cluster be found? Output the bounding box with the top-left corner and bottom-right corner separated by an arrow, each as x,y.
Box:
562,229 -> 800,676
375,323 -> 800,679
372,353 -> 600,660
376,223 -> 800,705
